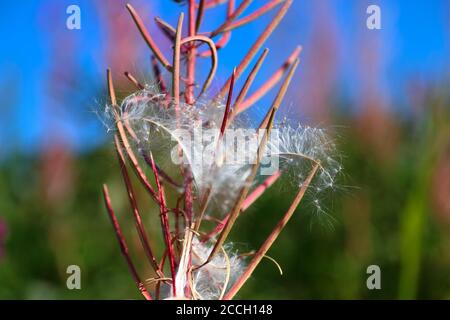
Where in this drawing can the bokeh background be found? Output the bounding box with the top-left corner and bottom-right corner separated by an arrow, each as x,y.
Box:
0,0 -> 449,299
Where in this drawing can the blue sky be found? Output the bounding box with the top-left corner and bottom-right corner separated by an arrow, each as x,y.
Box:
0,0 -> 448,156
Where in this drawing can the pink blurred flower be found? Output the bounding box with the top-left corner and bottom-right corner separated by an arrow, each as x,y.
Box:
432,153 -> 450,225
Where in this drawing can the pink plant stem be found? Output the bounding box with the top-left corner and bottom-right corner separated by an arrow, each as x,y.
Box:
107,69 -> 160,204
155,248 -> 168,299
210,0 -> 253,38
199,32 -> 230,57
142,153 -> 181,189
124,71 -> 144,90
242,170 -> 282,211
204,107 -> 277,264
173,13 -> 184,113
202,170 -> 282,241
221,0 -> 284,33
114,135 -> 163,276
126,4 -> 172,71
194,69 -> 236,232
206,50 -> 298,262
202,0 -> 227,9
102,185 -> 152,300
186,0 -> 197,104
224,163 -> 319,300
219,68 -> 236,136
117,77 -> 140,141
228,48 -> 269,123
153,17 -> 190,55
154,17 -> 175,41
156,235 -> 180,299
195,0 -> 206,32
156,165 -> 181,189
183,6 -> 196,289
258,58 -> 300,130
175,194 -> 184,239
217,0 -> 293,98
111,83 -> 177,191
181,35 -> 218,96
199,0 -> 235,57
184,173 -> 194,224
148,152 -> 177,296
237,46 -> 302,114
151,56 -> 169,96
